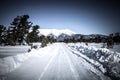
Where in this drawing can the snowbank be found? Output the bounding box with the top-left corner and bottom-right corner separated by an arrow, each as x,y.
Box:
0,44 -> 52,75
0,51 -> 33,75
110,44 -> 120,53
0,46 -> 31,58
68,43 -> 120,79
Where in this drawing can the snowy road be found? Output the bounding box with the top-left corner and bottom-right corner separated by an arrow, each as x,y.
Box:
4,43 -> 110,80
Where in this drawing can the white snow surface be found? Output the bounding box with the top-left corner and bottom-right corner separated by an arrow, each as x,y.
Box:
0,46 -> 31,58
0,43 -> 111,80
68,43 -> 120,79
38,29 -> 76,36
0,51 -> 33,75
110,44 -> 120,53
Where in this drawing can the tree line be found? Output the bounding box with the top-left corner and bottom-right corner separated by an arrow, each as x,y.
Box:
39,32 -> 120,48
57,33 -> 120,48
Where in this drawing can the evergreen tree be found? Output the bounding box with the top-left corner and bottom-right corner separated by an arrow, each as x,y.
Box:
27,25 -> 40,43
0,25 -> 6,45
6,27 -> 16,45
9,15 -> 32,45
47,34 -> 56,43
41,36 -> 49,47
107,37 -> 114,48
80,35 -> 83,42
113,32 -> 120,44
95,36 -> 101,43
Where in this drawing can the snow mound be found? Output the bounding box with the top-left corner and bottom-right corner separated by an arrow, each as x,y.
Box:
38,29 -> 76,37
0,51 -> 34,75
68,43 -> 120,79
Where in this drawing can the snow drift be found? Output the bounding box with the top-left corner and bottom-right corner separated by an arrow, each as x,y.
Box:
68,43 -> 120,79
0,46 -> 31,58
0,49 -> 35,75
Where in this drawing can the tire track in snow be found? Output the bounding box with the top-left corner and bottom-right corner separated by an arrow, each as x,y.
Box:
68,46 -> 104,73
38,46 -> 59,80
67,44 -> 110,80
61,45 -> 79,80
56,49 -> 61,80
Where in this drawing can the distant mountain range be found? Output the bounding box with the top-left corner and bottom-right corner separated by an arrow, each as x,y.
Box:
38,29 -> 108,41
38,29 -> 76,37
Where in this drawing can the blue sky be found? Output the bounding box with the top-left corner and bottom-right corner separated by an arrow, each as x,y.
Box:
0,0 -> 120,35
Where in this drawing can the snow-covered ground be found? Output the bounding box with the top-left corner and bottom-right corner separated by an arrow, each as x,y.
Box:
68,43 -> 120,80
0,43 -> 120,80
110,44 -> 120,53
0,46 -> 31,58
87,43 -> 120,53
0,43 -> 112,80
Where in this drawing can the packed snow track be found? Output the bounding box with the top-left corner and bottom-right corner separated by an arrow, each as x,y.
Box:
2,43 -> 110,80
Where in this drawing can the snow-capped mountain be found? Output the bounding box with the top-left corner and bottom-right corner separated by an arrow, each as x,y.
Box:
57,33 -> 71,41
38,29 -> 76,37
38,29 -> 108,42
